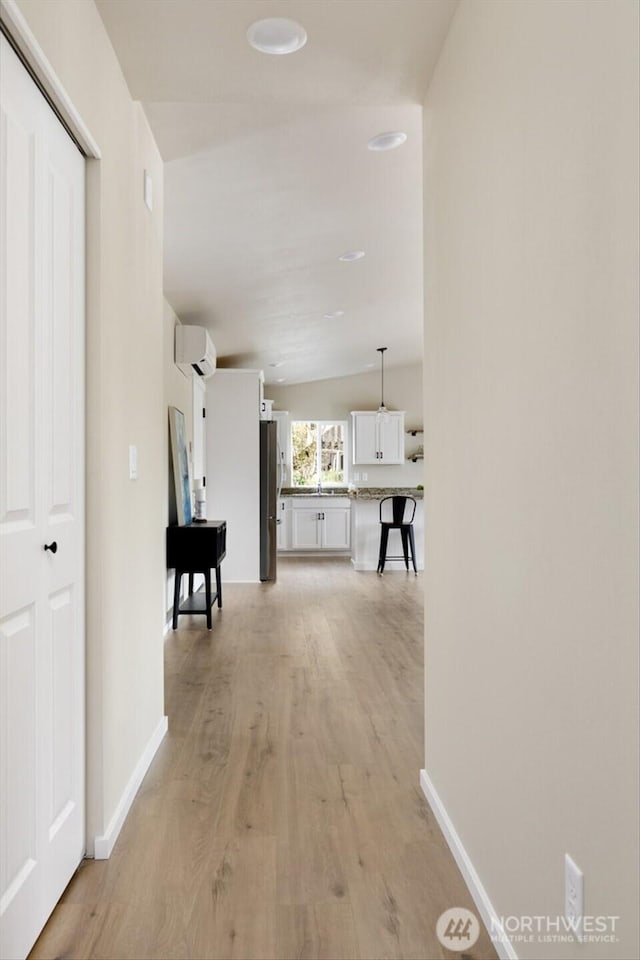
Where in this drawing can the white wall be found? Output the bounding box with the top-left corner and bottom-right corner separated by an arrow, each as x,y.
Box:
268,362 -> 424,487
423,2 -> 639,958
14,0 -> 166,851
163,302 -> 194,613
206,370 -> 261,582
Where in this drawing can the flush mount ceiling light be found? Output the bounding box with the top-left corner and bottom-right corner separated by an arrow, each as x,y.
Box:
322,310 -> 344,320
367,131 -> 408,152
247,18 -> 307,55
338,251 -> 365,262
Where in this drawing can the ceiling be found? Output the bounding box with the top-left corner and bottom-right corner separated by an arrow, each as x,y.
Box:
96,0 -> 457,384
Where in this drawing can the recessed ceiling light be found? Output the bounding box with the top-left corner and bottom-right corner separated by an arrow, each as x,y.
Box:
276,378 -> 286,383
322,311 -> 344,320
269,361 -> 284,368
365,363 -> 375,368
247,18 -> 307,55
367,131 -> 408,152
338,251 -> 365,262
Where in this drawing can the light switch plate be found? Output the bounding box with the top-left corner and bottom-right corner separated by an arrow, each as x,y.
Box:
129,444 -> 138,480
143,170 -> 153,211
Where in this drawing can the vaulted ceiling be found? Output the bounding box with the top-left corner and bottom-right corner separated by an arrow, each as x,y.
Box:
96,0 -> 457,383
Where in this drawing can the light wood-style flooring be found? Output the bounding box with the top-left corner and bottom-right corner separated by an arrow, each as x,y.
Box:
30,558 -> 496,960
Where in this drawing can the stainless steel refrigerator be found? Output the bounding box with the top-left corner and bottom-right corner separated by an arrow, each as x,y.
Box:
260,420 -> 279,581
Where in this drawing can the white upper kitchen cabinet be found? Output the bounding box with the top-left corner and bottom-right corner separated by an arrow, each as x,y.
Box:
351,412 -> 378,464
378,413 -> 405,463
351,411 -> 405,464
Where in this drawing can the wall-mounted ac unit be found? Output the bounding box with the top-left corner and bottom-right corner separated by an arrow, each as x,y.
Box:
175,325 -> 216,378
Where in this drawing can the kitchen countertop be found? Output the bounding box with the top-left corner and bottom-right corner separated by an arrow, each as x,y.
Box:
281,486 -> 423,500
349,487 -> 424,501
281,487 -> 349,497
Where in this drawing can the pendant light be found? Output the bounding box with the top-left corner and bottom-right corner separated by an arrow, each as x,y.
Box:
376,347 -> 390,423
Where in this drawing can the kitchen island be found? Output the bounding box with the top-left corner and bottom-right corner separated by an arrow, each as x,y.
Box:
349,487 -> 424,572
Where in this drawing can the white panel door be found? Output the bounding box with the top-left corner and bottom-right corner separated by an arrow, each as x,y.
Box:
322,508 -> 351,550
0,36 -> 85,960
291,509 -> 321,549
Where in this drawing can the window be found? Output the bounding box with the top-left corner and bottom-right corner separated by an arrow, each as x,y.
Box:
291,421 -> 347,487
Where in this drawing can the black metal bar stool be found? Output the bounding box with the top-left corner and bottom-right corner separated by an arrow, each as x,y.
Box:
377,496 -> 418,575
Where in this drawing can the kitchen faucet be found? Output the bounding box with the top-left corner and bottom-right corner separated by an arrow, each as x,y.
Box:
316,479 -> 322,494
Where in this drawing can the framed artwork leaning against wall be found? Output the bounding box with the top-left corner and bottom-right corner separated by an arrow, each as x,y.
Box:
169,406 -> 192,525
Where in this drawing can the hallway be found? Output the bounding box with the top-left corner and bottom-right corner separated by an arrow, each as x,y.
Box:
30,560 -> 495,960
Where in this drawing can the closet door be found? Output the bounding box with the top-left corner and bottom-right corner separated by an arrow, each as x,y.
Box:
0,35 -> 85,960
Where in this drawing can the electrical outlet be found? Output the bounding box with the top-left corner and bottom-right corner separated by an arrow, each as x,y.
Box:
565,854 -> 584,940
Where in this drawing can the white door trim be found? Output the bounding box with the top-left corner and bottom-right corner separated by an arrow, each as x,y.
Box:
0,0 -> 100,159
0,0 -> 105,859
1,31 -> 87,955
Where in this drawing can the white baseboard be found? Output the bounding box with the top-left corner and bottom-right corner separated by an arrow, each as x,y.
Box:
278,552 -> 351,559
93,715 -> 168,860
352,559 -> 424,571
420,769 -> 517,960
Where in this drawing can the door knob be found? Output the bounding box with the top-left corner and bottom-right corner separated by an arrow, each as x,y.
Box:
44,541 -> 58,553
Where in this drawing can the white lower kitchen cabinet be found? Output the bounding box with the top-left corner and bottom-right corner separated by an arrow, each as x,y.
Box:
291,508 -> 323,549
282,497 -> 351,552
276,497 -> 291,550
322,507 -> 350,549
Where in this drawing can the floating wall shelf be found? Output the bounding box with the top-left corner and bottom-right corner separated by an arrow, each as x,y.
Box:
406,428 -> 424,436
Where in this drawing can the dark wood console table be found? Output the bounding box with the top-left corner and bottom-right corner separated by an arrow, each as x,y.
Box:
166,521 -> 226,630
